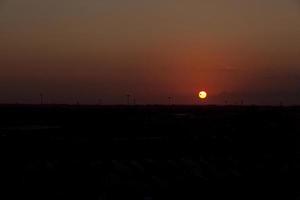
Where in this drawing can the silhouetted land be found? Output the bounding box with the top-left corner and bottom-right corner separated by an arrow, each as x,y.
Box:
1,105 -> 295,199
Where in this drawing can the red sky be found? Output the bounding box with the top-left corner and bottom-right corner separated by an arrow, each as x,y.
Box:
0,0 -> 300,104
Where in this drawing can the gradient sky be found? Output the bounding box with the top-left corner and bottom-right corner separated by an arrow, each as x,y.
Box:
0,0 -> 300,104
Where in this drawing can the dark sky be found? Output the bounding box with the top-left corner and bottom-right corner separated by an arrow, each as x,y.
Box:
0,0 -> 300,104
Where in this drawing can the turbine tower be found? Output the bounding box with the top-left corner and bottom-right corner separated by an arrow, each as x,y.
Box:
133,98 -> 136,105
168,97 -> 172,105
40,93 -> 44,105
126,94 -> 131,105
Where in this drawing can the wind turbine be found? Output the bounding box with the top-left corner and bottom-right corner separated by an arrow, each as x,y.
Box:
168,97 -> 173,105
40,93 -> 44,105
126,94 -> 131,105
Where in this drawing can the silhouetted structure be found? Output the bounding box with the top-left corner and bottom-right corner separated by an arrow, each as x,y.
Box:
280,101 -> 284,107
133,98 -> 136,105
126,94 -> 131,105
168,97 -> 173,105
40,93 -> 44,105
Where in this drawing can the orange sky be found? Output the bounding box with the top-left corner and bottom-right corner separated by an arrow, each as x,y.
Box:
0,0 -> 300,104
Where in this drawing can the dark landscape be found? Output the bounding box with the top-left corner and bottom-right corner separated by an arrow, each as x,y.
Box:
1,105 -> 295,199
1,0 -> 299,199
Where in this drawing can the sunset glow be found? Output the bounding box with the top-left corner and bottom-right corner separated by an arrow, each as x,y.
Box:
0,1 -> 299,104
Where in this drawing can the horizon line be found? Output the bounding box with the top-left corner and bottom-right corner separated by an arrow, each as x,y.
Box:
0,103 -> 297,107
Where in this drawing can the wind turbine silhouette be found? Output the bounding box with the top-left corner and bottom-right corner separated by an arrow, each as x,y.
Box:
133,97 -> 136,105
40,93 -> 44,105
168,97 -> 173,105
126,94 -> 131,105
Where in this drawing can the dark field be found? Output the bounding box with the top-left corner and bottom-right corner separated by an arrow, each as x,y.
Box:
1,105 -> 296,199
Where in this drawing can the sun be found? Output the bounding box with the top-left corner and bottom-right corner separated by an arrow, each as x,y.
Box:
198,91 -> 207,99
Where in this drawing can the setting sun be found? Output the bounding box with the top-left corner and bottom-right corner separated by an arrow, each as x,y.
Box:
199,91 -> 207,99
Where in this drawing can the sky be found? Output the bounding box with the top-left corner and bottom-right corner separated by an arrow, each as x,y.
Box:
0,0 -> 300,104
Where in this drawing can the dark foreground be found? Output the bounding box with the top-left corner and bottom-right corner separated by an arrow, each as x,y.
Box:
0,105 -> 296,199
